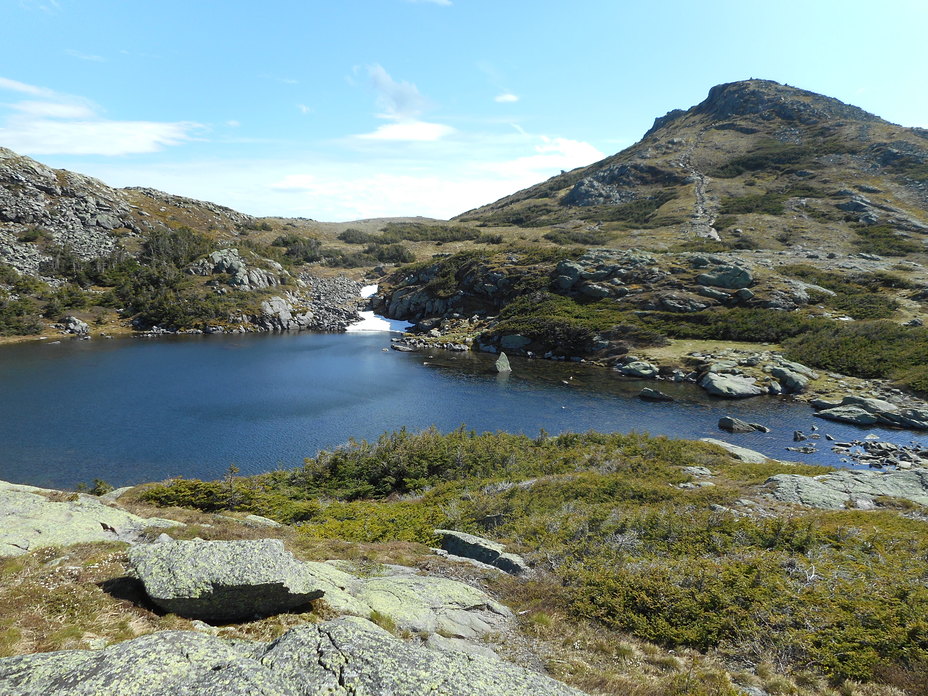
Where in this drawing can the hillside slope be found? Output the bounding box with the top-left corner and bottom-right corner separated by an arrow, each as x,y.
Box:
458,79 -> 928,254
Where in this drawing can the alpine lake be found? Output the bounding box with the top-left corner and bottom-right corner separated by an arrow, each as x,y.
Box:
2,329 -> 927,489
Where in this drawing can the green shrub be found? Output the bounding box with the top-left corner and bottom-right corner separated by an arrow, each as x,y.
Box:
853,225 -> 922,256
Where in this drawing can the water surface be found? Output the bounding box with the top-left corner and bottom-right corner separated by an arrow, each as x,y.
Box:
1,332 -> 925,489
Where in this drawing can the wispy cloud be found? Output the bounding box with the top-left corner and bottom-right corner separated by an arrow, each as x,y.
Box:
65,49 -> 105,62
297,104 -> 313,115
494,93 -> 519,103
0,76 -> 202,155
357,121 -> 454,142
404,0 -> 452,5
0,76 -> 56,98
353,64 -> 454,143
19,0 -> 60,13
367,64 -> 427,120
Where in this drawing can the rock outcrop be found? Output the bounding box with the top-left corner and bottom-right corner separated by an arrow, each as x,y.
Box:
435,529 -> 533,576
766,469 -> 928,509
129,538 -> 513,638
0,616 -> 584,696
0,480 -> 182,557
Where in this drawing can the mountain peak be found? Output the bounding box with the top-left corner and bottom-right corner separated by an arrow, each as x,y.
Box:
645,79 -> 883,137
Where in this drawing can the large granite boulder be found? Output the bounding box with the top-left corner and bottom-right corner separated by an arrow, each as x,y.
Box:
435,529 -> 532,576
0,480 -> 182,557
766,469 -> 928,509
698,372 -> 765,398
128,538 -> 327,622
0,616 -> 584,696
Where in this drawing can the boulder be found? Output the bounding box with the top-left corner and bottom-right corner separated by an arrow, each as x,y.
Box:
841,395 -> 899,413
128,538 -> 328,622
578,282 -> 611,299
0,616 -> 583,696
770,366 -> 809,394
700,438 -> 770,464
718,416 -> 760,433
698,372 -> 765,398
639,387 -> 674,402
814,405 -> 880,426
495,352 -> 512,373
696,265 -> 753,289
618,360 -> 659,378
877,408 -> 928,431
435,529 -> 532,576
766,469 -> 928,509
0,480 -> 182,557
61,315 -> 89,335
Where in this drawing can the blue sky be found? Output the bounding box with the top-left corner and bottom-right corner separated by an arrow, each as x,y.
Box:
2,0 -> 926,221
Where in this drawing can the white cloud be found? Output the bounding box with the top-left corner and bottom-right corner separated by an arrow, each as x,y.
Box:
2,119 -> 200,155
355,65 -> 453,142
404,0 -> 452,5
482,136 -> 603,179
65,49 -> 105,62
10,100 -> 96,119
494,93 -> 519,103
226,120 -> 241,127
0,76 -> 56,97
0,75 -> 202,155
297,104 -> 313,114
367,64 -> 427,120
357,120 -> 454,141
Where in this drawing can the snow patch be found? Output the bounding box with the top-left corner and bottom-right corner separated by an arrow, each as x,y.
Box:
346,311 -> 412,333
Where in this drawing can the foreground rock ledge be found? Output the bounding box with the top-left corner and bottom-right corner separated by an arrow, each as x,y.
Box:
0,616 -> 584,696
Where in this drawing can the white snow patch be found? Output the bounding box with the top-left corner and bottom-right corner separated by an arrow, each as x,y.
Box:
346,311 -> 413,333
360,284 -> 379,299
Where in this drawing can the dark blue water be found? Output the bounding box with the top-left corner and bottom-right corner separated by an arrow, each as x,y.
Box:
1,332 -> 926,489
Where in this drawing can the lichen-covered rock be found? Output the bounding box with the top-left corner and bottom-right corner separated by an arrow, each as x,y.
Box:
435,529 -> 532,576
128,538 -> 327,622
0,480 -> 182,557
766,469 -> 928,509
0,616 -> 585,695
356,574 -> 513,638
